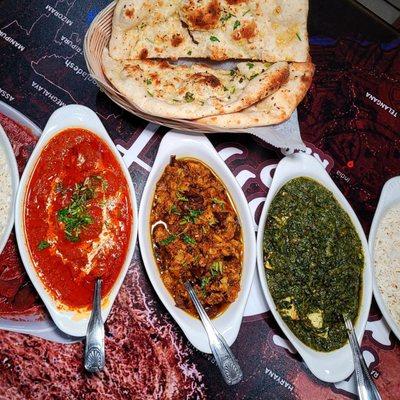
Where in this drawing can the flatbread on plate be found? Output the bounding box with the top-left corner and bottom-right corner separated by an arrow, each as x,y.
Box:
109,0 -> 309,62
196,60 -> 314,128
102,48 -> 290,119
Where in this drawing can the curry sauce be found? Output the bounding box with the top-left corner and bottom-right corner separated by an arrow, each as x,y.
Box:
151,157 -> 243,318
24,128 -> 132,310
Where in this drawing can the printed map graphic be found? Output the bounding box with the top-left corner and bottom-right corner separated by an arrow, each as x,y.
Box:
0,0 -> 399,398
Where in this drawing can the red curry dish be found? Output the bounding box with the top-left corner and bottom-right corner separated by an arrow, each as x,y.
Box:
151,157 -> 243,319
24,128 -> 133,310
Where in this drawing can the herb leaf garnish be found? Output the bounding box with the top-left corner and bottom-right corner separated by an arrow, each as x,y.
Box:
200,276 -> 211,295
233,20 -> 241,30
183,234 -> 196,245
212,197 -> 225,207
57,176 -> 105,242
220,12 -> 235,22
180,209 -> 203,225
249,73 -> 259,80
169,204 -> 181,215
177,191 -> 189,202
184,92 -> 195,102
159,234 -> 177,246
38,240 -> 50,250
210,260 -> 223,276
210,36 -> 220,42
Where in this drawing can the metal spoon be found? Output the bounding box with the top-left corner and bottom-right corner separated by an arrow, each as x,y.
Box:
84,278 -> 105,373
343,316 -> 382,400
184,281 -> 243,385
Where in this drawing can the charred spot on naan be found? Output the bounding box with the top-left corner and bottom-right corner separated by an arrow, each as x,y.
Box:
232,21 -> 257,41
159,60 -> 176,69
149,72 -> 161,85
181,0 -> 221,31
171,33 -> 184,47
124,7 -> 134,18
191,73 -> 221,88
124,64 -> 141,74
139,48 -> 149,59
225,0 -> 248,4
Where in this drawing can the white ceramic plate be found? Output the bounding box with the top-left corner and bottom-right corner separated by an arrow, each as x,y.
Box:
0,123 -> 19,254
138,131 -> 256,353
368,176 -> 400,341
256,152 -> 372,383
15,105 -> 138,337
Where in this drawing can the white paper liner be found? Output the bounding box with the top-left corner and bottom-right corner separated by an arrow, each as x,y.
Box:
244,109 -> 305,150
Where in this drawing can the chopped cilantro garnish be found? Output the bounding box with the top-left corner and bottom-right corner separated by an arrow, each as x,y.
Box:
249,73 -> 259,80
169,204 -> 180,215
220,12 -> 235,22
159,234 -> 177,246
180,209 -> 203,224
57,176 -> 104,242
212,197 -> 225,207
187,50 -> 192,55
210,261 -> 223,276
147,90 -> 154,97
210,36 -> 220,42
177,192 -> 189,202
247,62 -> 254,69
233,20 -> 241,30
230,69 -> 236,76
183,234 -> 196,245
184,92 -> 195,102
146,78 -> 152,85
200,276 -> 211,293
38,240 -> 50,250
296,32 -> 302,41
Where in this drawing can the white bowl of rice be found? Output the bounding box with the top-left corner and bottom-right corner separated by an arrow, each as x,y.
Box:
0,122 -> 19,254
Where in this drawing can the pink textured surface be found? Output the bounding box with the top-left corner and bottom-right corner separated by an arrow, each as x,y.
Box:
0,258 -> 205,399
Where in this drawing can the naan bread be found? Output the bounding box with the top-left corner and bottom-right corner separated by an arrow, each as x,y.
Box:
102,48 -> 290,119
196,60 -> 314,128
109,0 -> 309,62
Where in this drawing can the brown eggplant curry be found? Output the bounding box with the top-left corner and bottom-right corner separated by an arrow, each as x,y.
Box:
151,156 -> 243,318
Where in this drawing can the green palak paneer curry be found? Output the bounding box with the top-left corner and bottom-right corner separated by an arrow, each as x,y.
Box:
263,177 -> 363,352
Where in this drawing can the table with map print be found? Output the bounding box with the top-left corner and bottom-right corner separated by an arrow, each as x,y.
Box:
0,0 -> 399,399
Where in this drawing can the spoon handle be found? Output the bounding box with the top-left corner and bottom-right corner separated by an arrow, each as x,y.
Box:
344,317 -> 382,400
84,279 -> 105,373
184,282 -> 243,385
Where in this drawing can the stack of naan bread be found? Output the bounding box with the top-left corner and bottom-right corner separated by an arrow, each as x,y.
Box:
102,0 -> 314,128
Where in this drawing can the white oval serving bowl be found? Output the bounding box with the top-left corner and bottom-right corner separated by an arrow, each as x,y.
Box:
369,176 -> 400,341
0,100 -> 41,137
256,152 -> 372,383
0,123 -> 19,254
15,104 -> 138,337
138,131 -> 256,353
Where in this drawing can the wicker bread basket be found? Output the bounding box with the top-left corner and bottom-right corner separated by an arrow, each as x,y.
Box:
84,2 -> 259,133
